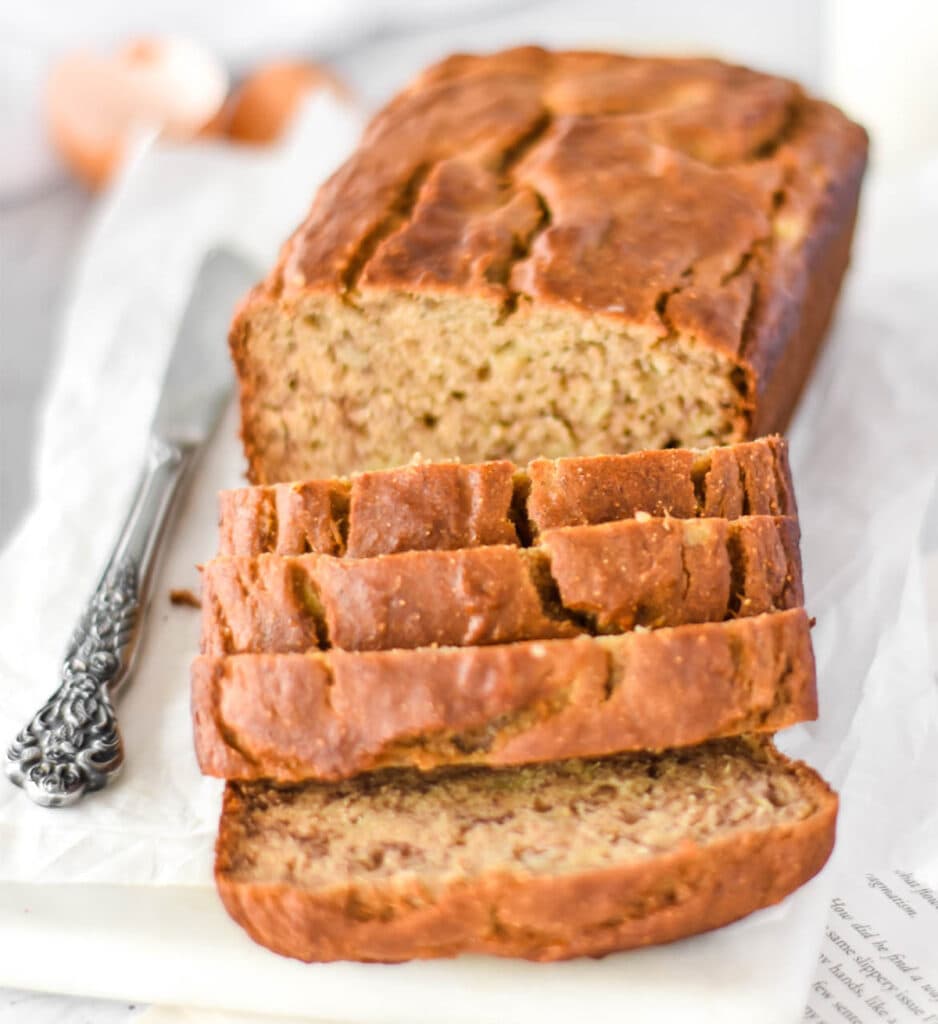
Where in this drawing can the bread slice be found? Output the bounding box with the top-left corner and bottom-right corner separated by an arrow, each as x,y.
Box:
200,544 -> 579,656
214,735 -> 837,962
230,48 -> 866,484
218,459 -> 518,558
201,514 -> 802,656
217,436 -> 795,557
541,514 -> 802,632
193,608 -> 816,781
527,434 -> 797,532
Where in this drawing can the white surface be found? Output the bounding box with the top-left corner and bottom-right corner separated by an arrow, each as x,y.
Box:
0,877 -> 831,1024
0,0 -> 506,195
826,0 -> 938,170
2,40 -> 938,1024
0,179 -> 90,542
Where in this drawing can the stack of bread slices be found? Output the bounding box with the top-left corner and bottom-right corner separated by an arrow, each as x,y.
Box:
191,435 -> 835,963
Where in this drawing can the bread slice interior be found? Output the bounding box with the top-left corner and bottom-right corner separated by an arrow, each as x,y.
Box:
219,736 -> 831,888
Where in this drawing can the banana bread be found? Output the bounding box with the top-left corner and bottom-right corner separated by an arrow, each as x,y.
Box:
214,736 -> 837,961
217,436 -> 796,557
230,48 -> 867,484
200,515 -> 802,655
193,608 -> 816,781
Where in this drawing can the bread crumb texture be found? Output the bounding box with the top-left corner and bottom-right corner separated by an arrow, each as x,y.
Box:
213,736 -> 836,961
225,737 -> 818,880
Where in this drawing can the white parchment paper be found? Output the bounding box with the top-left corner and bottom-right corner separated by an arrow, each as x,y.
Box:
0,93 -> 364,882
0,96 -> 936,1022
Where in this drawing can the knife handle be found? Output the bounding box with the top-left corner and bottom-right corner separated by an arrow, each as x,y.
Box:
5,437 -> 195,807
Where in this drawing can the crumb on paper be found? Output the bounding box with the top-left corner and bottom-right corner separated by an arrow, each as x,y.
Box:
170,587 -> 201,609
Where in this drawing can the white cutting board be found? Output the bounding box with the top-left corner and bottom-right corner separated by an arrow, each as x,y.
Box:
0,876 -> 830,1023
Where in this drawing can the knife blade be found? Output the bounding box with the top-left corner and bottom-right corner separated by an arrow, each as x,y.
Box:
152,247 -> 257,445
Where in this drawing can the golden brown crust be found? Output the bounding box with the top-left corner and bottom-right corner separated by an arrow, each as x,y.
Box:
347,460 -> 518,557
743,101 -> 867,435
217,437 -> 796,556
528,435 -> 796,531
699,435 -> 797,518
199,546 -> 580,655
192,608 -> 816,781
231,49 -> 866,483
217,460 -> 517,557
200,515 -> 802,655
542,515 -> 802,630
213,743 -> 837,962
277,50 -> 850,325
217,479 -> 349,557
527,449 -> 697,526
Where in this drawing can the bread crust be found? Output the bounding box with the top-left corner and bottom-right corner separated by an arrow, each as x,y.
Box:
213,749 -> 836,962
216,437 -> 796,557
217,460 -> 520,558
192,608 -> 816,781
230,49 -> 867,484
542,515 -> 803,629
200,515 -> 802,655
348,460 -> 518,557
217,479 -> 348,558
528,436 -> 797,530
743,101 -> 866,435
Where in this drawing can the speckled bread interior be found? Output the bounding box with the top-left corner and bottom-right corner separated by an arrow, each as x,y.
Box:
231,48 -> 866,484
215,736 -> 837,962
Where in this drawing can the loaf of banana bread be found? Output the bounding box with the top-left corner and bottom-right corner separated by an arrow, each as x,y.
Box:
217,436 -> 796,557
194,608 -> 816,781
214,736 -> 837,961
230,49 -> 866,483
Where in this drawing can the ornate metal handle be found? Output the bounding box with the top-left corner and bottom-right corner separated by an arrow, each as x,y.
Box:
6,437 -> 194,807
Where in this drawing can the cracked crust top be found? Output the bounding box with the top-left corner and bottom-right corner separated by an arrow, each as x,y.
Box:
200,514 -> 803,656
217,437 -> 797,557
265,48 -> 866,369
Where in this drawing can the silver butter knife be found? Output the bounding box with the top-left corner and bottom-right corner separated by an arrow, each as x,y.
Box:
5,247 -> 258,808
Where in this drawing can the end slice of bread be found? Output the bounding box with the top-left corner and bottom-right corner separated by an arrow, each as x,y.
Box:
214,735 -> 836,962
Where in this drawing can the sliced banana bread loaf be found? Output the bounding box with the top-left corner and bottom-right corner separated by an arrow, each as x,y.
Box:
201,515 -> 801,655
193,608 -> 816,781
214,736 -> 837,961
230,48 -> 866,483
